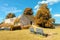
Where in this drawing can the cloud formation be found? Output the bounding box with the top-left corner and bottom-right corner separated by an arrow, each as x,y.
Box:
6,7 -> 22,13
53,14 -> 60,24
1,7 -> 22,14
54,14 -> 60,17
0,3 -> 22,14
38,0 -> 60,5
34,0 -> 60,12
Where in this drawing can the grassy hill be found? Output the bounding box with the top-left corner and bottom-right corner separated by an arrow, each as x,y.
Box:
0,26 -> 60,40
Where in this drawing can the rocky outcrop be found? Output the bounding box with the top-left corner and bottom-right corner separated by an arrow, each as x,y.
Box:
20,8 -> 34,29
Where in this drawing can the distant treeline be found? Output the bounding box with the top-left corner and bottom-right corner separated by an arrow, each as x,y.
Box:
54,23 -> 60,26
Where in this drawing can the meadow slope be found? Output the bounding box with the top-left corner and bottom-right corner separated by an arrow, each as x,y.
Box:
0,26 -> 60,40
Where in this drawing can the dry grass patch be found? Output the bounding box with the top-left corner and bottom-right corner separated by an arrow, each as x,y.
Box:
0,26 -> 60,40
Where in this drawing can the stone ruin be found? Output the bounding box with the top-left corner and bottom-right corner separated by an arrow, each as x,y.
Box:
20,8 -> 34,29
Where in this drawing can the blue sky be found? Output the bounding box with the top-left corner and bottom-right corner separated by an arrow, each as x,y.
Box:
0,0 -> 60,24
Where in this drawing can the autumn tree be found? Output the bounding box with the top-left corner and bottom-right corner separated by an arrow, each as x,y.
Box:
23,8 -> 33,15
6,13 -> 16,19
35,4 -> 55,28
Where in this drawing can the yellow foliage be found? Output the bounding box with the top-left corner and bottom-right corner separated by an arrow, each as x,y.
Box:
34,4 -> 55,28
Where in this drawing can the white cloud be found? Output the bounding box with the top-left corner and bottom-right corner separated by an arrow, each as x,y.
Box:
6,7 -> 22,13
0,3 -> 22,14
34,0 -> 60,13
34,5 -> 40,13
0,7 -> 22,14
34,5 -> 39,9
53,14 -> 60,24
38,1 -> 48,4
49,8 -> 52,11
54,14 -> 60,17
39,0 -> 60,5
